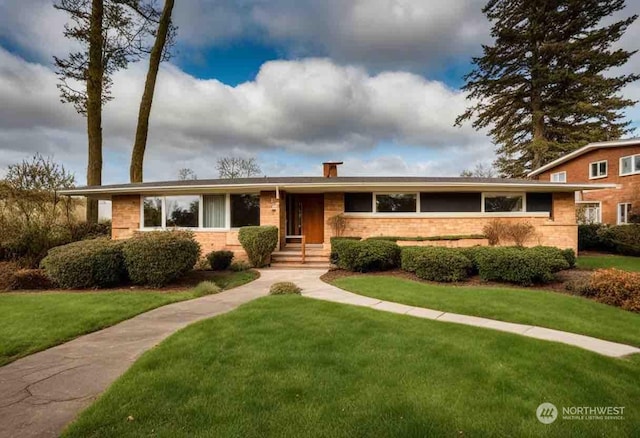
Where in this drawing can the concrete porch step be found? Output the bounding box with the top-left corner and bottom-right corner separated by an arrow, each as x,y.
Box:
269,261 -> 332,269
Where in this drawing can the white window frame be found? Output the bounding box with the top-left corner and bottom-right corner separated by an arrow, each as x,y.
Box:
550,171 -> 567,183
139,194 -> 231,232
589,160 -> 608,179
481,192 -> 526,213
618,203 -> 632,225
576,201 -> 601,224
619,154 -> 640,176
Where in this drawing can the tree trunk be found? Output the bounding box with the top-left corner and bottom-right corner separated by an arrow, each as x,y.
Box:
86,0 -> 104,223
129,0 -> 175,183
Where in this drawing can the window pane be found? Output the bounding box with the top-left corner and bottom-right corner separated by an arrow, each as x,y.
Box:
376,194 -> 416,213
635,156 -> 640,172
231,194 -> 260,227
591,163 -> 597,176
484,195 -> 523,212
621,157 -> 632,174
165,196 -> 199,228
420,192 -> 481,212
345,192 -> 373,212
599,161 -> 607,174
203,195 -> 226,228
143,197 -> 162,227
526,193 -> 552,212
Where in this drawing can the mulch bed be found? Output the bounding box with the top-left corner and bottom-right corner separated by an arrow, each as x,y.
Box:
321,268 -> 593,294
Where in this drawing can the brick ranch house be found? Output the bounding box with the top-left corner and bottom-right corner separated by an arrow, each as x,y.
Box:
529,138 -> 640,225
61,162 -> 613,266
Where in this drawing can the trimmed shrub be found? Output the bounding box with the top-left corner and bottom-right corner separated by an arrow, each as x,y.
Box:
207,250 -> 234,271
238,226 -> 279,268
269,281 -> 302,295
192,281 -> 221,297
123,231 -> 200,287
598,224 -> 640,256
561,248 -> 577,268
475,247 -> 559,286
402,246 -> 471,282
330,237 -> 361,268
41,239 -> 126,289
353,240 -> 401,272
230,261 -> 251,272
458,246 -> 493,275
7,269 -> 53,291
68,221 -> 112,241
589,269 -> 640,312
367,234 -> 486,242
578,224 -> 606,251
527,246 -> 571,273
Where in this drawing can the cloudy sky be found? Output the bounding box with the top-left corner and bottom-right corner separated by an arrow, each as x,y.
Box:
1,0 -> 639,184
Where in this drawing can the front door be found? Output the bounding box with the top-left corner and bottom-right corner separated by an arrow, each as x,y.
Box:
289,194 -> 324,244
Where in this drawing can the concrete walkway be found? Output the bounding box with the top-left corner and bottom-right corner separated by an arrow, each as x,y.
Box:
1,269 -> 639,438
0,270 -> 288,438
294,270 -> 640,358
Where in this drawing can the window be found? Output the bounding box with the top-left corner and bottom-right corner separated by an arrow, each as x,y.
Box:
620,154 -> 640,176
618,203 -> 632,225
577,202 -> 601,224
165,196 -> 199,228
142,197 -> 162,227
203,195 -> 226,228
589,160 -> 607,179
344,192 -> 373,212
483,193 -> 524,212
550,171 -> 566,183
375,193 -> 417,213
230,194 -> 260,227
419,193 -> 481,212
526,193 -> 552,213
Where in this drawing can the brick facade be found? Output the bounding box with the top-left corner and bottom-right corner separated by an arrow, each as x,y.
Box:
535,145 -> 640,224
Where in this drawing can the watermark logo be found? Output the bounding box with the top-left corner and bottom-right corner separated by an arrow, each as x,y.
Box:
536,402 -> 558,424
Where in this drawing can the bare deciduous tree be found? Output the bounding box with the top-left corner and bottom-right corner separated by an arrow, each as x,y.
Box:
460,163 -> 497,178
178,168 -> 198,181
216,157 -> 262,179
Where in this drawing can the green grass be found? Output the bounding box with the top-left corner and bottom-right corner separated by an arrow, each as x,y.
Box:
63,296 -> 640,437
0,270 -> 258,366
576,255 -> 640,272
332,276 -> 640,347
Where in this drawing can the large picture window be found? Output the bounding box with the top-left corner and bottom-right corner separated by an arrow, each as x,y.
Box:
344,192 -> 373,212
230,194 -> 260,227
420,192 -> 481,212
203,195 -> 226,228
142,197 -> 162,227
165,196 -> 199,228
483,193 -> 524,212
375,194 -> 417,213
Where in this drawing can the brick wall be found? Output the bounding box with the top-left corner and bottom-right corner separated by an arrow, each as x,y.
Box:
536,145 -> 640,224
260,190 -> 285,250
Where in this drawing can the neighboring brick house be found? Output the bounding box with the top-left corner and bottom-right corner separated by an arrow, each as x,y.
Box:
62,162 -> 613,264
528,139 -> 640,225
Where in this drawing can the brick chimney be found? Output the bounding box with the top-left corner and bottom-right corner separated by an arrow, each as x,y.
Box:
322,161 -> 343,178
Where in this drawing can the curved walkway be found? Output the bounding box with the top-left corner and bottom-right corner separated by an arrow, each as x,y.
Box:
296,271 -> 640,358
1,269 -> 638,438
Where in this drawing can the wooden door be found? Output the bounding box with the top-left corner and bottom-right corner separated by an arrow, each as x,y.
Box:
300,194 -> 324,244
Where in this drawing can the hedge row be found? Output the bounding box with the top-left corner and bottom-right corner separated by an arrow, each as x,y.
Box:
579,224 -> 640,256
332,237 -> 575,285
41,231 -> 201,288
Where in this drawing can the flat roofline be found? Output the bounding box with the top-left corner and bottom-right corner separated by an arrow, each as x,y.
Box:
528,138 -> 640,177
59,180 -> 617,200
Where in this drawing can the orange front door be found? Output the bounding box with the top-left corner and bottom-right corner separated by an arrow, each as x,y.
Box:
299,194 -> 324,244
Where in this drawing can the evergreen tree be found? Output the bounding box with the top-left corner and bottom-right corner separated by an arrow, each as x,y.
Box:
456,0 -> 639,177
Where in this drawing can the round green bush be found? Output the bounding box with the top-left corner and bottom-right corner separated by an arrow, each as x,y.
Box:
475,247 -> 559,286
238,226 -> 279,268
207,250 -> 234,270
123,231 -> 201,287
402,246 -> 471,282
269,281 -> 302,295
330,238 -> 361,268
353,239 -> 401,272
192,281 -> 221,297
41,238 -> 126,289
527,246 -> 571,273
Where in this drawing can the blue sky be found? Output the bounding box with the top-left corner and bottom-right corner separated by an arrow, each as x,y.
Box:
0,0 -> 638,184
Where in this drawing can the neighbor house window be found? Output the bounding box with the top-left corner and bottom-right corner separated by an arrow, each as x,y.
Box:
202,195 -> 226,228
577,202 -> 601,224
483,193 -> 524,212
230,194 -> 260,227
589,160 -> 607,179
618,203 -> 632,225
550,171 -> 566,182
620,154 -> 640,176
165,196 -> 199,228
142,197 -> 163,227
375,193 -> 417,213
344,192 -> 373,212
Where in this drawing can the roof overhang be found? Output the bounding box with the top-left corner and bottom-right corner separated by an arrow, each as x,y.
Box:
59,181 -> 618,200
528,138 -> 640,177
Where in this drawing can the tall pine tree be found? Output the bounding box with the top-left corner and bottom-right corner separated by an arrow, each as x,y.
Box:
456,0 -> 639,177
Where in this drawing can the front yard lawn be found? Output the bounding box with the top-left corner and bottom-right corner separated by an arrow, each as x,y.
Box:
0,270 -> 258,366
576,254 -> 640,272
63,296 -> 640,437
331,276 -> 640,347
